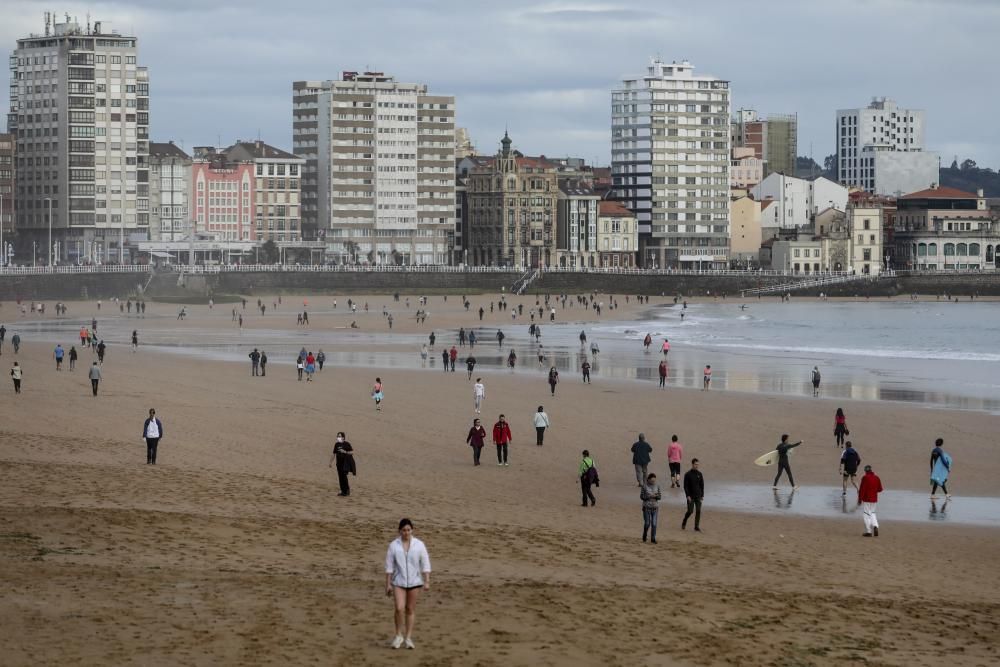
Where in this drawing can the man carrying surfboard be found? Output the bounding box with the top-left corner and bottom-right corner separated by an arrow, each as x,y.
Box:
929,438 -> 952,499
772,435 -> 801,490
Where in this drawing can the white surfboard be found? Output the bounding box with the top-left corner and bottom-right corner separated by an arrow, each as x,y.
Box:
754,444 -> 799,467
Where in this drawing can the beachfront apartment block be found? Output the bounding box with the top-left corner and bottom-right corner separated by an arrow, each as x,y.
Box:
836,98 -> 939,197
751,173 -> 848,230
0,133 -> 13,259
596,200 -> 639,268
612,59 -> 731,269
225,141 -> 304,243
556,179 -> 600,268
8,15 -> 149,264
292,72 -> 455,264
893,186 -> 1000,271
148,141 -> 191,242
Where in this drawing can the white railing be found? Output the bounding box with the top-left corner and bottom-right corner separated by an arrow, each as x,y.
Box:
0,264 -> 152,276
741,272 -> 877,296
170,264 -> 520,275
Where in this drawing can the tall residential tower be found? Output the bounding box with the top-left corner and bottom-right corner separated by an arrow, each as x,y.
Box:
611,59 -> 731,269
292,71 -> 455,264
9,14 -> 149,263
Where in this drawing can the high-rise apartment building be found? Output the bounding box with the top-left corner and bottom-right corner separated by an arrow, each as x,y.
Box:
0,133 -> 13,262
612,59 -> 731,269
836,98 -> 939,197
8,15 -> 149,263
732,110 -> 798,178
148,141 -> 190,241
292,71 -> 455,264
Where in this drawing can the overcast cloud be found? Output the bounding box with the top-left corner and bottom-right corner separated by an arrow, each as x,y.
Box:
4,0 -> 997,168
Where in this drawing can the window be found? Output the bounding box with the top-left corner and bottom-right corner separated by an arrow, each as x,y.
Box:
944,243 -> 955,256
863,219 -> 870,230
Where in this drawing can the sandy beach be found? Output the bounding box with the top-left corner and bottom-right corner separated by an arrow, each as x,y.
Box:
1,294 -> 999,666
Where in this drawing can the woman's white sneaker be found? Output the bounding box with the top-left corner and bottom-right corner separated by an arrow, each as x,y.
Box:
404,638 -> 415,649
391,635 -> 404,649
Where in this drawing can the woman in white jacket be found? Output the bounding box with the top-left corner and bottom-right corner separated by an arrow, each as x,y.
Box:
385,518 -> 431,649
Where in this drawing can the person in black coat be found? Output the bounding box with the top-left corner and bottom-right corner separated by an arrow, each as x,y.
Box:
682,459 -> 704,531
329,431 -> 356,496
142,408 -> 164,465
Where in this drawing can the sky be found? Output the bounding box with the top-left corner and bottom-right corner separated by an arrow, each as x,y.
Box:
4,0 -> 998,169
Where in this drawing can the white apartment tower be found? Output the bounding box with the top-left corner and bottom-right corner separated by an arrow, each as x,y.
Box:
836,98 -> 939,197
8,14 -> 149,263
148,141 -> 190,242
612,59 -> 731,269
292,72 -> 455,264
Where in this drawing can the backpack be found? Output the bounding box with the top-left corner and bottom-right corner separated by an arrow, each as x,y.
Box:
583,463 -> 599,486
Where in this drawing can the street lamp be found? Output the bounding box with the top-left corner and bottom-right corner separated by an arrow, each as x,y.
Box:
45,197 -> 52,270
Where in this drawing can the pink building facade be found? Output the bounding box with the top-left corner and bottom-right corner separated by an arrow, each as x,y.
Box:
191,161 -> 256,241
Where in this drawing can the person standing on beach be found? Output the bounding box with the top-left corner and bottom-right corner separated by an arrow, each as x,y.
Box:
702,365 -> 712,390
11,332 -> 20,355
317,349 -> 326,372
10,362 -> 23,394
772,435 -> 801,489
97,340 -> 106,364
296,355 -> 305,381
466,355 -> 477,380
667,435 -> 683,488
496,329 -> 505,348
493,414 -> 512,466
682,459 -> 704,531
372,377 -> 384,411
429,332 -> 436,348
811,366 -> 821,397
249,348 -> 261,376
329,431 -> 355,496
88,361 -> 102,396
449,346 -> 457,372
384,518 -> 431,650
641,473 -> 662,543
68,346 -> 78,371
580,450 -> 598,507
930,438 -> 952,499
259,351 -> 267,377
858,465 -> 883,537
466,418 -> 486,465
581,358 -> 591,383
631,433 -> 653,487
643,333 -> 652,351
658,360 -> 668,389
547,366 -> 559,396
834,408 -> 848,447
142,408 -> 164,465
440,348 -> 449,372
131,330 -> 138,353
507,349 -> 517,371
305,351 -> 316,381
662,339 -> 670,356
533,406 -> 550,446
840,441 -> 861,495
473,378 -> 486,413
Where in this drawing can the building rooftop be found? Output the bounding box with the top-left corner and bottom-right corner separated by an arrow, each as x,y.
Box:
598,201 -> 634,217
149,141 -> 190,160
225,140 -> 299,162
900,186 -> 978,200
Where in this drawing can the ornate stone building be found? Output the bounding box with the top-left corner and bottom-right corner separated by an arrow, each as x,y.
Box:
465,133 -> 562,267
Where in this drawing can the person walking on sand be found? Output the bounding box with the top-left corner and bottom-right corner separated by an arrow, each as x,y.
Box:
643,333 -> 652,351
533,405 -> 550,446
305,351 -> 316,381
547,366 -> 559,396
507,348 -> 517,371
142,408 -> 164,465
466,355 -> 477,380
449,346 -> 458,372
473,378 -> 486,413
641,473 -> 662,543
296,354 -> 305,381
834,408 -> 848,447
249,348 -> 261,376
260,351 -> 268,377
840,441 -> 862,495
10,361 -> 23,394
317,349 -> 326,372
372,377 -> 384,411
702,364 -> 712,390
496,329 -> 505,348
53,344 -> 64,371
930,438 -> 953,499
811,366 -> 821,397
329,431 -> 355,496
441,348 -> 449,371
631,433 -> 653,487
658,360 -> 668,389
667,435 -> 683,488
11,332 -> 20,355
466,418 -> 486,466
662,339 -> 670,356
97,340 -> 106,364
682,459 -> 705,531
580,450 -> 598,507
68,345 -> 78,371
581,358 -> 591,384
88,361 -> 102,396
858,465 -> 883,537
493,414 -> 512,466
385,518 -> 431,650
772,434 -> 801,489
131,330 -> 138,353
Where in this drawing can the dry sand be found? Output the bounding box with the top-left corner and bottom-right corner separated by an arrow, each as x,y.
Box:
1,294 -> 999,666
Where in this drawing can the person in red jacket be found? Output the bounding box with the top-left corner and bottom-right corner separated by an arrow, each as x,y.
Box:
492,414 -> 512,466
449,346 -> 458,372
857,465 -> 883,537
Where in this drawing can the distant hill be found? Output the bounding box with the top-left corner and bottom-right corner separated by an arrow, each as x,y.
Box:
939,160 -> 1000,197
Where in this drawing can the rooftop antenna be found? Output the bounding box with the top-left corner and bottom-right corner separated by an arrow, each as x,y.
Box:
44,12 -> 50,36
86,13 -> 90,34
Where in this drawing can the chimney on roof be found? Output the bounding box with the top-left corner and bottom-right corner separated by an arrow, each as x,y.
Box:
977,188 -> 984,198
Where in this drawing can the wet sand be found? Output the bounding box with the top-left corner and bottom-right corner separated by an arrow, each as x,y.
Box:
1,295 -> 1000,665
